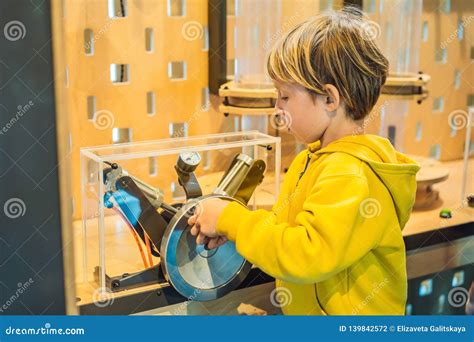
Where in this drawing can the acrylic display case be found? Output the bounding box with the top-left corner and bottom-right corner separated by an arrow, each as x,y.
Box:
79,131 -> 281,296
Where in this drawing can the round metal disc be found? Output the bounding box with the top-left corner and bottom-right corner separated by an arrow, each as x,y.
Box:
160,195 -> 251,301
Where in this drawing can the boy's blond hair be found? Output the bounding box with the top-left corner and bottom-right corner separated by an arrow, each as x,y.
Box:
267,7 -> 388,121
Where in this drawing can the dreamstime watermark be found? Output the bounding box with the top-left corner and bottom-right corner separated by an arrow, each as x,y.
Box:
92,287 -> 114,308
173,101 -> 210,139
3,198 -> 26,219
171,287 -> 202,315
270,109 -> 292,130
359,198 -> 381,218
448,110 -> 470,131
4,323 -> 84,336
0,100 -> 34,135
3,21 -> 26,41
181,21 -> 203,41
440,15 -> 474,49
270,286 -> 293,308
84,17 -> 118,52
351,278 -> 389,314
262,189 -> 300,228
352,101 -> 387,135
0,278 -> 34,313
263,12 -> 301,51
360,20 -> 381,41
448,286 -> 469,308
92,110 -> 115,130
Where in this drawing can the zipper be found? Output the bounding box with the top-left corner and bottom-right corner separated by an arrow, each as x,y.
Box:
296,152 -> 312,187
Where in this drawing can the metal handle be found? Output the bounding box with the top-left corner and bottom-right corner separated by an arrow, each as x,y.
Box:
213,154 -> 253,197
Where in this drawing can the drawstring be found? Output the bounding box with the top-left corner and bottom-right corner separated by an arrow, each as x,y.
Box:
296,152 -> 312,187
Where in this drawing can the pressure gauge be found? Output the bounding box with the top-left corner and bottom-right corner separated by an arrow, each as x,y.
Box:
177,151 -> 201,173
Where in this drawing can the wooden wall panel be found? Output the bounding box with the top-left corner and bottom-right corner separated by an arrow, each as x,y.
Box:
366,0 -> 473,161
53,0 -> 221,219
54,0 -> 473,218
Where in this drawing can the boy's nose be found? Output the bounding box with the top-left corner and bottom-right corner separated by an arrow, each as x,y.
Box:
275,101 -> 284,111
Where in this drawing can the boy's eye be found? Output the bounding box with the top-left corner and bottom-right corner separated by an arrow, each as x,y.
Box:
281,96 -> 289,101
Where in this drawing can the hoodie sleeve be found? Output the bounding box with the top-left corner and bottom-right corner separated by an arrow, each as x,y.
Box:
216,174 -> 383,284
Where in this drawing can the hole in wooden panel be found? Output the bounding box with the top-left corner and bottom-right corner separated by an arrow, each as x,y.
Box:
454,69 -> 461,89
145,28 -> 154,52
387,125 -> 396,146
149,157 -> 158,176
84,29 -> 94,55
457,20 -> 464,40
429,144 -> 441,160
167,0 -> 185,17
168,61 -> 187,80
419,279 -> 433,296
405,303 -> 412,315
112,128 -> 132,144
171,181 -> 186,200
415,122 -> 422,141
108,0 -> 128,18
435,48 -> 447,64
110,64 -> 130,83
450,120 -> 457,137
227,59 -> 235,78
227,0 -> 236,16
169,122 -> 188,138
452,270 -> 464,287
471,46 -> 474,60
468,94 -> 474,107
437,295 -> 445,313
147,91 -> 156,116
87,96 -> 96,120
422,21 -> 428,42
440,0 -> 451,14
202,26 -> 209,51
433,96 -> 444,112
201,87 -> 210,109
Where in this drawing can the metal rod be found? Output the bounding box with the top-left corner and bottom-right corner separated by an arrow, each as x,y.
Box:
214,154 -> 253,197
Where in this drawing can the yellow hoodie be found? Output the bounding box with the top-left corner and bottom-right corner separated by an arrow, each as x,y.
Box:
217,134 -> 420,315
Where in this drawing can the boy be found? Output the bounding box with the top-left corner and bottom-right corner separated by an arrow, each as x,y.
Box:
188,7 -> 420,315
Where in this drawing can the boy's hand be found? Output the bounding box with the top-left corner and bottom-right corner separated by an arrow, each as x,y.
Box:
188,198 -> 230,249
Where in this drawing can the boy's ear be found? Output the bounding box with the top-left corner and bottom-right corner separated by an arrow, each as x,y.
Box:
323,84 -> 340,112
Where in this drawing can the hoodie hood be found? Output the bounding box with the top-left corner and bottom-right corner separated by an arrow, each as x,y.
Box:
310,134 -> 420,229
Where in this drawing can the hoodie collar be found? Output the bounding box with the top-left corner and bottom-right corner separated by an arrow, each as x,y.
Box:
307,140 -> 322,153
306,134 -> 421,229
309,135 -> 397,163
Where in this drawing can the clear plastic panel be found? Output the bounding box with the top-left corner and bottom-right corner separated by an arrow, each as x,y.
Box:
369,0 -> 423,151
234,0 -> 282,88
79,131 -> 281,294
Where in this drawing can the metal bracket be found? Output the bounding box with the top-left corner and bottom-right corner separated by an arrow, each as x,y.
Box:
174,166 -> 203,199
113,176 -> 168,256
